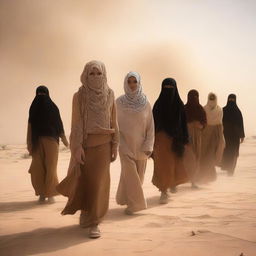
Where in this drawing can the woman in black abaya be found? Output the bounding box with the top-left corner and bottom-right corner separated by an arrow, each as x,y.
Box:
152,78 -> 189,204
221,94 -> 245,175
27,86 -> 69,203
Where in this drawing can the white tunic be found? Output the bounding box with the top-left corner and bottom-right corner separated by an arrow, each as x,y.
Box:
116,101 -> 155,160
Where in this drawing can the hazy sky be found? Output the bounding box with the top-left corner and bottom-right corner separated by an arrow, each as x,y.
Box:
0,0 -> 255,144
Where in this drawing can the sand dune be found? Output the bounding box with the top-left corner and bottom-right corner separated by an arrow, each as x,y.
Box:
0,138 -> 256,255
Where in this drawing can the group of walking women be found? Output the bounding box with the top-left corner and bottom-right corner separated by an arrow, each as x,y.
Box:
26,60 -> 245,239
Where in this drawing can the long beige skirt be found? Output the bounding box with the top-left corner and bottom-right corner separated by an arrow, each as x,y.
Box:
57,142 -> 111,227
198,124 -> 225,183
152,132 -> 188,191
116,152 -> 147,212
28,136 -> 59,197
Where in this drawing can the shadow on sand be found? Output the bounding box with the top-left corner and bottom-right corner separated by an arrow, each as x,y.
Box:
0,225 -> 92,256
0,200 -> 47,213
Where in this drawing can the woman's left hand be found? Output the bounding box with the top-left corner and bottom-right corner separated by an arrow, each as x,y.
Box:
111,147 -> 117,162
61,136 -> 69,148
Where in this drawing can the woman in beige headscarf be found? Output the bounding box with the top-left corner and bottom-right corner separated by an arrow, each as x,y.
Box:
57,60 -> 119,239
198,93 -> 225,183
116,72 -> 154,215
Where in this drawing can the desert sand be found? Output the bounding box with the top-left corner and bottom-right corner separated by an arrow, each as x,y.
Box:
0,138 -> 256,256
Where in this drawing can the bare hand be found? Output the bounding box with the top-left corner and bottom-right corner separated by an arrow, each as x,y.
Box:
61,136 -> 69,148
111,148 -> 117,162
240,137 -> 244,143
75,147 -> 85,165
27,145 -> 32,156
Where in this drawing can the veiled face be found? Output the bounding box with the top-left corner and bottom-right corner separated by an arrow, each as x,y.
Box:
209,94 -> 216,101
228,98 -> 236,102
163,84 -> 175,89
188,90 -> 199,104
127,76 -> 138,91
89,67 -> 102,77
87,67 -> 104,89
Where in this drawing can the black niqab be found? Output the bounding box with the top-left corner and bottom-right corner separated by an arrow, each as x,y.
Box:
184,89 -> 207,126
153,78 -> 188,157
28,86 -> 64,148
223,94 -> 245,138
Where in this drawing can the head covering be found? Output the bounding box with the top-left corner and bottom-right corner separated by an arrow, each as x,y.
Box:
117,71 -> 148,112
29,85 -> 64,148
223,94 -> 245,138
153,78 -> 188,157
77,60 -> 114,141
204,92 -> 223,125
36,85 -> 49,96
80,60 -> 110,110
184,89 -> 207,126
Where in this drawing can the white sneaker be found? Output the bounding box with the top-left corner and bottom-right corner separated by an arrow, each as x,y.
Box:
47,197 -> 55,204
159,192 -> 169,204
88,225 -> 101,239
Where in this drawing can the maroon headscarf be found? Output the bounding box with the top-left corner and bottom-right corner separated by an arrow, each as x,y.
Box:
184,89 -> 207,127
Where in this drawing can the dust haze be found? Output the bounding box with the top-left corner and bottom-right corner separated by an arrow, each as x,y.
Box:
1,0 -> 255,143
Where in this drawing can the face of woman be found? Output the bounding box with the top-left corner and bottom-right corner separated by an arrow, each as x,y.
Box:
89,67 -> 102,77
209,94 -> 216,101
127,76 -> 138,91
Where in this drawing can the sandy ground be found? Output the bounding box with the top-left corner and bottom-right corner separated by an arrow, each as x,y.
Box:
0,138 -> 256,256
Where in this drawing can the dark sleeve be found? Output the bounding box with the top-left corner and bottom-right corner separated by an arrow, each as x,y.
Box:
202,107 -> 207,127
54,105 -> 65,135
181,109 -> 189,144
152,102 -> 161,131
239,110 -> 245,138
57,109 -> 65,134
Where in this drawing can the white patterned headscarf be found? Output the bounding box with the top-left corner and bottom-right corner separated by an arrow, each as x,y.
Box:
117,71 -> 148,112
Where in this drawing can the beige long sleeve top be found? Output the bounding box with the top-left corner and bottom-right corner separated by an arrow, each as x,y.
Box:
116,101 -> 154,160
70,91 -> 119,156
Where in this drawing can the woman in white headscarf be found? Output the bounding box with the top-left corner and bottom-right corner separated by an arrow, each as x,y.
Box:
116,72 -> 154,215
198,93 -> 225,183
57,60 -> 119,239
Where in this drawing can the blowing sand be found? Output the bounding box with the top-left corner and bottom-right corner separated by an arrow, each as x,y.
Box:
0,139 -> 255,256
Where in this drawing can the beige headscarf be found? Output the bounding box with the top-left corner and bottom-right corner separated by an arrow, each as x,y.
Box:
204,92 -> 223,125
78,60 -> 114,141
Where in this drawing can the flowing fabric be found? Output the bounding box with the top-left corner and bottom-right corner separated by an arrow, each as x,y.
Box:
116,72 -> 154,212
221,94 -> 245,174
78,60 -> 115,141
222,94 -> 245,138
184,89 -> 207,126
152,132 -> 189,191
28,86 -> 64,149
153,78 -> 188,157
198,93 -> 225,183
57,61 -> 119,223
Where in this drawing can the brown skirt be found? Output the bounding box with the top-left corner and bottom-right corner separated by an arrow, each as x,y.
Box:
183,122 -> 203,183
152,132 -> 188,191
29,136 -> 59,197
57,142 -> 111,227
